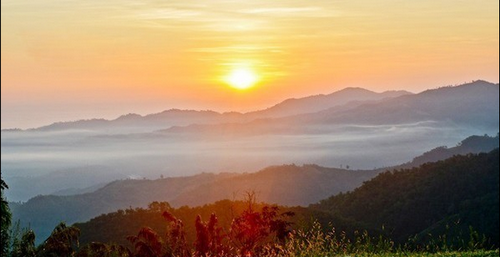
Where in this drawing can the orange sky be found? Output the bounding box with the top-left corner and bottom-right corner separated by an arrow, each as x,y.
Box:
1,0 -> 499,129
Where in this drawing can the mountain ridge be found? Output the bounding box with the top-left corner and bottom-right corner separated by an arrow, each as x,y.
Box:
160,80 -> 498,135
2,87 -> 412,132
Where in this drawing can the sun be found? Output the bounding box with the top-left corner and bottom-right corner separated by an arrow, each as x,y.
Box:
224,67 -> 259,90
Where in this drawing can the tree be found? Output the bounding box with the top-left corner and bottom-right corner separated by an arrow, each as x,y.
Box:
11,229 -> 36,257
1,177 -> 12,256
76,242 -> 131,257
194,213 -> 227,257
229,192 -> 294,256
127,227 -> 164,257
162,211 -> 190,257
37,222 -> 80,257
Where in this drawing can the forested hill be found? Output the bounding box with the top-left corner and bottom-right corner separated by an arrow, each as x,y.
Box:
311,149 -> 499,245
11,165 -> 377,244
74,200 -> 341,247
394,133 -> 499,169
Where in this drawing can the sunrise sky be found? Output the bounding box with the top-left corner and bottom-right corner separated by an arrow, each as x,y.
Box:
1,0 -> 499,129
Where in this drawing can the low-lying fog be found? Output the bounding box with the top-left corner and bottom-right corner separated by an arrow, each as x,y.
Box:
2,121 -> 491,202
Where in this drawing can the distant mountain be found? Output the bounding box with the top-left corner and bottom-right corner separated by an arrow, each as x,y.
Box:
5,166 -> 126,202
306,80 -> 499,126
51,182 -> 109,196
3,88 -> 410,133
10,173 -> 237,244
311,149 -> 499,245
164,80 -> 499,135
11,165 -> 378,244
170,164 -> 378,207
395,133 -> 499,169
245,87 -> 412,118
9,163 -> 391,244
31,110 -> 243,133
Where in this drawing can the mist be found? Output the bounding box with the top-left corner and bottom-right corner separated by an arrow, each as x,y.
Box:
2,120 -> 491,202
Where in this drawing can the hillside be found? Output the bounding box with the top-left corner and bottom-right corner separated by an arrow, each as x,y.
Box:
396,133 -> 499,169
311,149 -> 499,245
10,165 -> 375,244
170,164 -> 378,207
164,81 -> 499,135
10,173 -> 235,243
73,200 -> 336,247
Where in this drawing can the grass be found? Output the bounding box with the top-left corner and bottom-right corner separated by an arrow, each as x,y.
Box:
258,250 -> 499,257
354,250 -> 499,257
257,221 -> 498,257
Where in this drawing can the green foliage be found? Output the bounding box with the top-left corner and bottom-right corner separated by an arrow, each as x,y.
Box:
75,242 -> 131,257
312,149 -> 499,247
11,228 -> 36,257
1,176 -> 12,256
261,221 -> 397,256
37,222 -> 80,257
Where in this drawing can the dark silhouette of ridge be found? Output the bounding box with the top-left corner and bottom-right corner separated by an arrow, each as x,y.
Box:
244,87 -> 411,118
161,80 -> 498,135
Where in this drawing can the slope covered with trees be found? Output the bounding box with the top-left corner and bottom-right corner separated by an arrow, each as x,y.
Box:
10,166 -> 376,245
312,149 -> 499,245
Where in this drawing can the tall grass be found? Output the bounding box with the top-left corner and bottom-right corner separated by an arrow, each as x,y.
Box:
260,221 -> 496,257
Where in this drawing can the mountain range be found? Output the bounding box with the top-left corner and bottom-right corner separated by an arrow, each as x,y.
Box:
15,87 -> 411,133
3,80 -> 497,136
163,80 -> 499,135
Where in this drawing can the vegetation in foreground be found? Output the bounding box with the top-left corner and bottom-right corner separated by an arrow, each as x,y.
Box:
2,194 -> 498,257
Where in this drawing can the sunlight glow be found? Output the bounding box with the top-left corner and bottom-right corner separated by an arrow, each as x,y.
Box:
225,67 -> 259,90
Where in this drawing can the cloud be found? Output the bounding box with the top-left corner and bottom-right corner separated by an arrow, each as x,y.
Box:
241,6 -> 340,18
134,8 -> 202,20
188,45 -> 284,54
